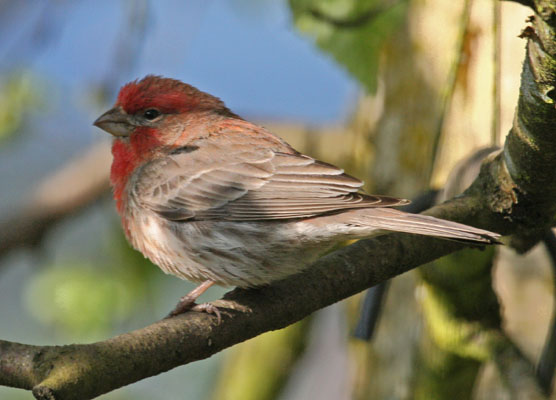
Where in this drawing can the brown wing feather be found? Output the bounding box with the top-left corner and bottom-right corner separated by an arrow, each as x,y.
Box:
133,125 -> 409,221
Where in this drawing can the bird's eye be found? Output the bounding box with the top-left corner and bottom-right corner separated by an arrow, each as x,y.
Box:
143,109 -> 161,120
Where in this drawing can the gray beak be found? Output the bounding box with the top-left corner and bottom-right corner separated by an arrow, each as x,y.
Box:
93,106 -> 134,137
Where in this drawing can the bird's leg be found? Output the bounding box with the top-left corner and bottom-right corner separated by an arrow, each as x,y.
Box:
167,280 -> 220,322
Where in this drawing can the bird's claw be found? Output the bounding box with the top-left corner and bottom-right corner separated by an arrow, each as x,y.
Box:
191,302 -> 222,324
165,298 -> 221,324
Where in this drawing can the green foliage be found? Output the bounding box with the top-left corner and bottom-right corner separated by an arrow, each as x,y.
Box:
24,264 -> 137,338
289,0 -> 407,92
0,72 -> 42,142
23,228 -> 159,339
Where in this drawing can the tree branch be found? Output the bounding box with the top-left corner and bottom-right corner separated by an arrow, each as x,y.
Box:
0,194 -> 507,400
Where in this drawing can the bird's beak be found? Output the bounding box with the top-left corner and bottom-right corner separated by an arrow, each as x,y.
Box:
93,106 -> 134,137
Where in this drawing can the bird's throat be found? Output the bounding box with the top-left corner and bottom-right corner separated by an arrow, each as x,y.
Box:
110,132 -> 162,213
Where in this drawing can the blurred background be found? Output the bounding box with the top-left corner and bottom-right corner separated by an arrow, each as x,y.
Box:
0,0 -> 551,399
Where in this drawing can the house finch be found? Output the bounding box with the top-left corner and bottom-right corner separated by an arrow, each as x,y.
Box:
94,75 -> 500,319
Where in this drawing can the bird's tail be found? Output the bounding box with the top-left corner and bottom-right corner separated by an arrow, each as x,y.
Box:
348,208 -> 501,244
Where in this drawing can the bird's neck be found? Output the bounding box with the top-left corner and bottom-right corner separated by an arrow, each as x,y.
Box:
110,132 -> 162,213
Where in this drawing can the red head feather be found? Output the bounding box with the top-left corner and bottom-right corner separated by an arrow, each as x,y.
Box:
116,75 -> 227,115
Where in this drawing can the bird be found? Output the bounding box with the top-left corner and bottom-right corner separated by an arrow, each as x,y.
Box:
94,75 -> 501,320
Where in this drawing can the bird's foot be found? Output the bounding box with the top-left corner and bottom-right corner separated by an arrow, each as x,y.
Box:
165,280 -> 220,322
166,295 -> 221,324
191,302 -> 222,324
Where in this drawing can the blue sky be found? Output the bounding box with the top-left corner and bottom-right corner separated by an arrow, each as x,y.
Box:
1,0 -> 357,122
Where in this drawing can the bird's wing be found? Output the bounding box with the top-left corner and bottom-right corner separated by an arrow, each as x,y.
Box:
133,127 -> 408,221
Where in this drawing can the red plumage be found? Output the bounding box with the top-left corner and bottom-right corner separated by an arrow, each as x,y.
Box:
110,132 -> 161,213
116,75 -> 225,114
